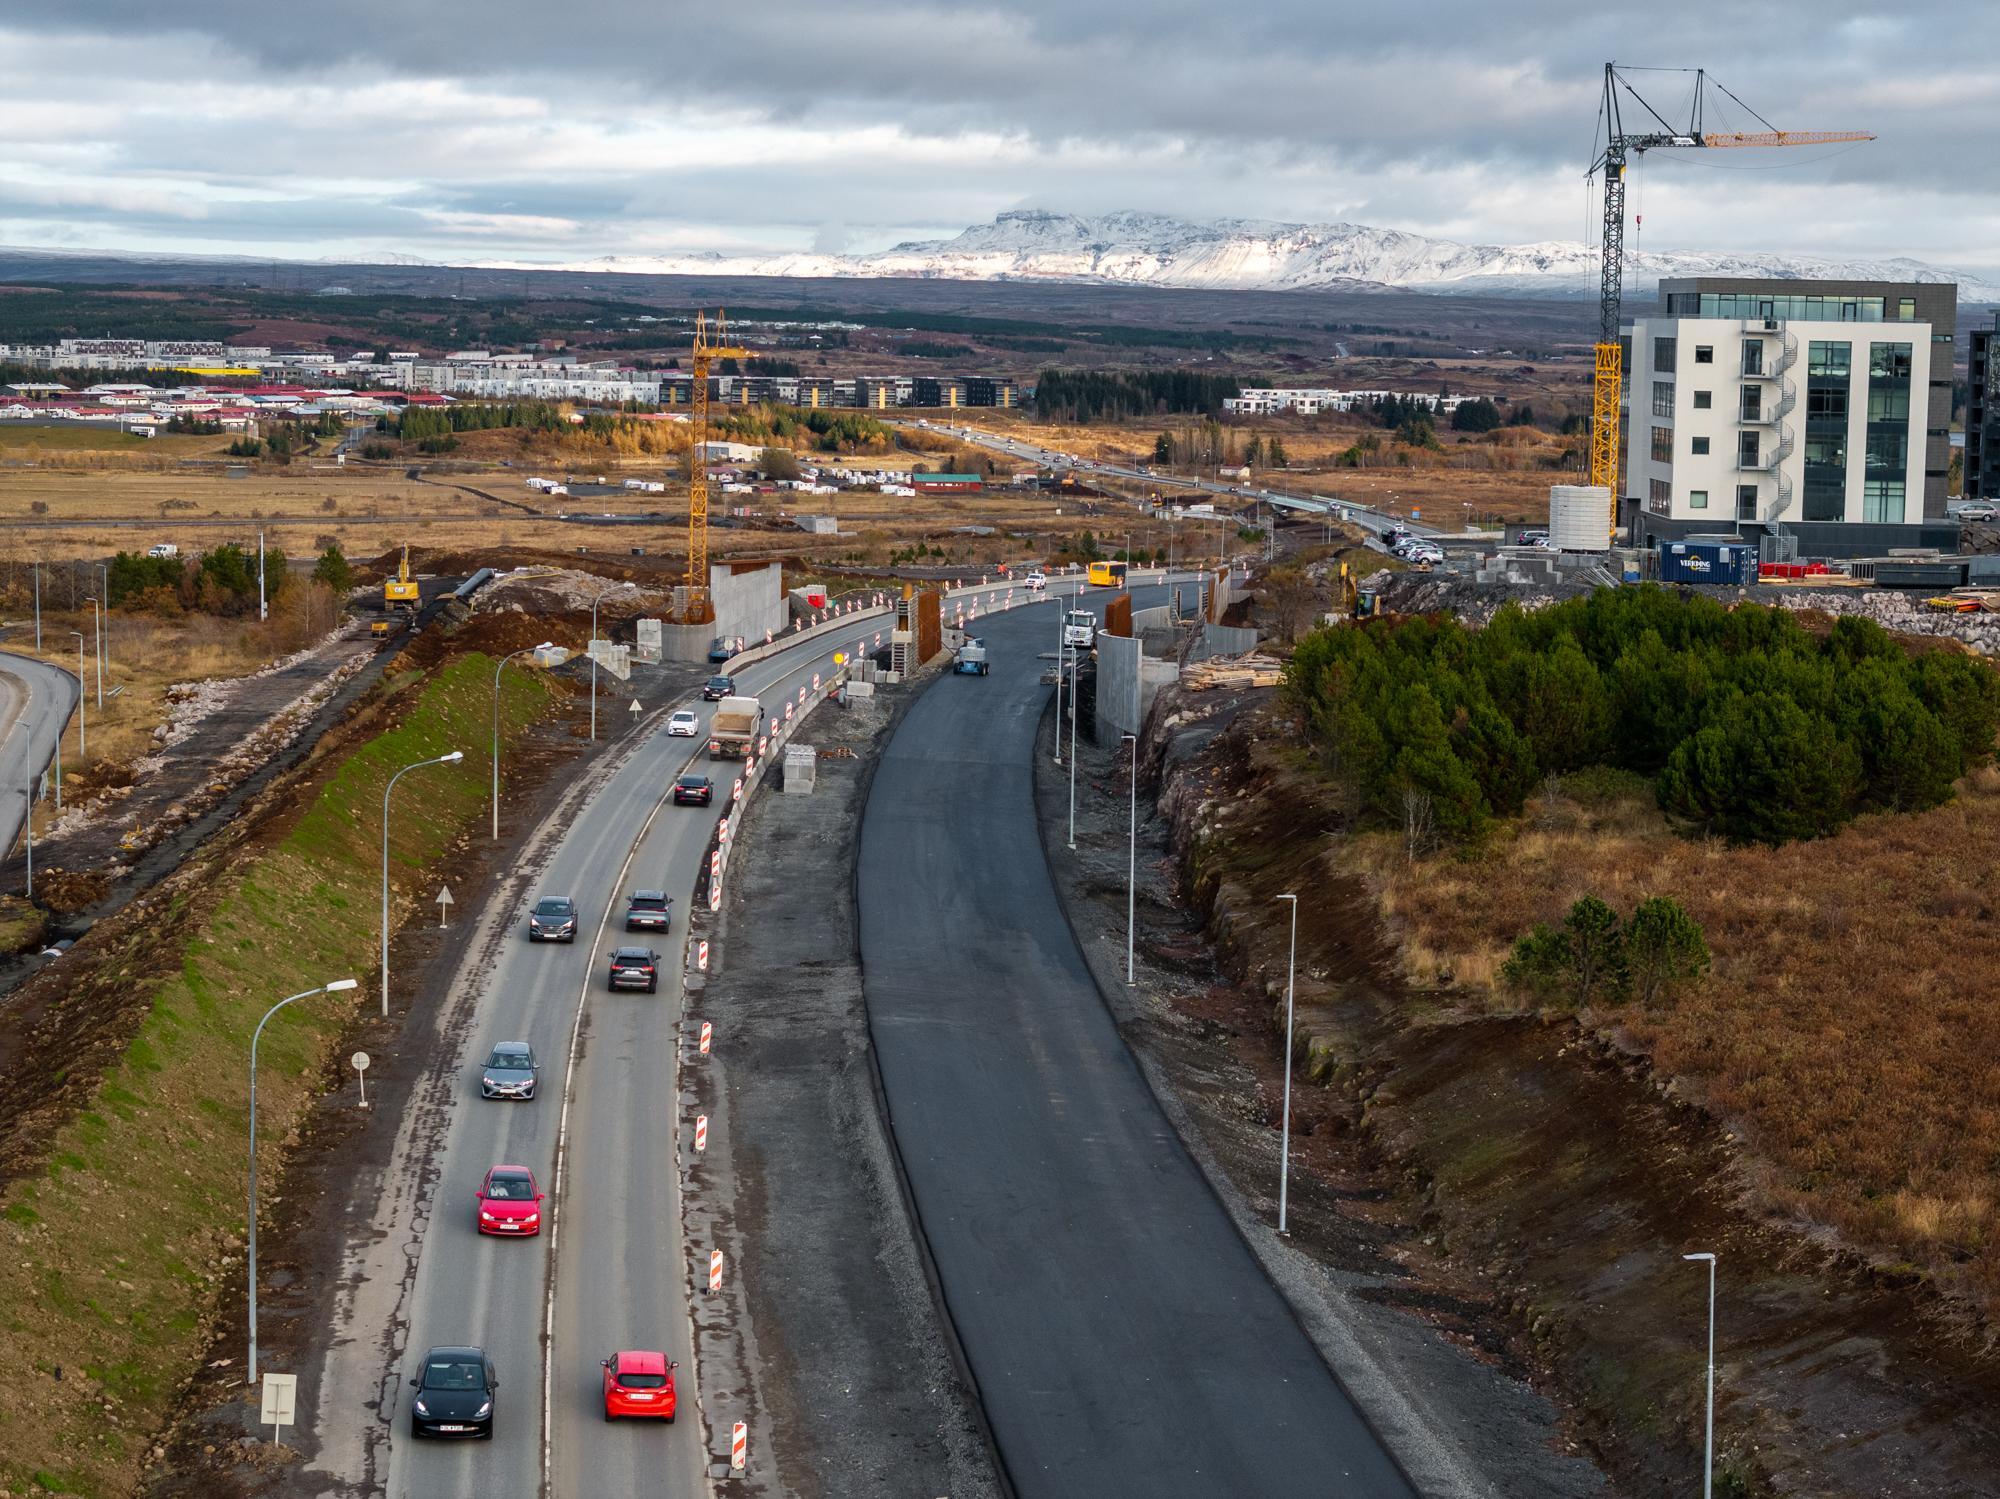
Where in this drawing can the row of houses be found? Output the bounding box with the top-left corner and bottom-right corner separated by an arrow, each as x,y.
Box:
1222,387 -> 1470,417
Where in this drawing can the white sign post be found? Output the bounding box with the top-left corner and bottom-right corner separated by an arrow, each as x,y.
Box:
351,1051 -> 370,1107
435,885 -> 454,928
629,699 -> 642,723
260,1371 -> 297,1448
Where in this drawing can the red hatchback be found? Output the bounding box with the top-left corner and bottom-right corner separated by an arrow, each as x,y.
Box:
601,1350 -> 677,1421
474,1165 -> 543,1236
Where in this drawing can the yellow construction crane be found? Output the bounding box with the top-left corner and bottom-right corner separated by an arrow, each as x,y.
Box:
682,310 -> 751,621
384,544 -> 421,613
1588,64 -> 1872,540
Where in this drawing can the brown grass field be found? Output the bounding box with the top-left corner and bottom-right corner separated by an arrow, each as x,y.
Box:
1346,761 -> 2000,1310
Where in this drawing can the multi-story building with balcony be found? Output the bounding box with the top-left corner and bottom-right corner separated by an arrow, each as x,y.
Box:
1624,278 -> 1958,557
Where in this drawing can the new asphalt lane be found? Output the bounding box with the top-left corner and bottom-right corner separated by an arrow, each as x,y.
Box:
856,589 -> 1417,1497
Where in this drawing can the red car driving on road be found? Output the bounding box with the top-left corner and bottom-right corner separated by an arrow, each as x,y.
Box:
601,1350 -> 677,1421
474,1165 -> 543,1236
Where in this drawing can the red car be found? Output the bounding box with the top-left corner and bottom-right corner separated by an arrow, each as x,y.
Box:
474,1165 -> 543,1236
601,1350 -> 677,1421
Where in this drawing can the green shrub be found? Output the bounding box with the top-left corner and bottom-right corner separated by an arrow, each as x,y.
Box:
1624,896 -> 1711,1005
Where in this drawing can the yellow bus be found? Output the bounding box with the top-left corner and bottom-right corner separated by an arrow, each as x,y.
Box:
1086,560 -> 1129,588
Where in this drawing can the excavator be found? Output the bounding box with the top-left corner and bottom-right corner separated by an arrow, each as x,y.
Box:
375,545 -> 421,636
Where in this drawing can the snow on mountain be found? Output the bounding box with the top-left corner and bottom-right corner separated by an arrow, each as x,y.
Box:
476,210 -> 2000,302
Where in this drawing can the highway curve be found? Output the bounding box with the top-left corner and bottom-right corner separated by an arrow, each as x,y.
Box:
856,593 -> 1415,1497
0,649 -> 80,867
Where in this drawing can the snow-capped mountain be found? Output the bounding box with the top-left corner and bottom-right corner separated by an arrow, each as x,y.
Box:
476,210 -> 2000,301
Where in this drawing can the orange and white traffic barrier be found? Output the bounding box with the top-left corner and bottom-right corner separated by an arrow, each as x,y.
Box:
874,632 -> 882,647
732,776 -> 743,802
797,685 -> 807,705
812,673 -> 821,692
718,818 -> 729,843
708,881 -> 721,912
709,1250 -> 723,1293
784,702 -> 794,723
731,1422 -> 747,1471
699,1020 -> 712,1053
764,629 -> 773,645
695,1115 -> 708,1152
757,735 -> 768,757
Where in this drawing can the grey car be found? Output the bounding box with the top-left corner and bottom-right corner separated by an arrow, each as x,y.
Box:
479,1041 -> 538,1100
528,895 -> 577,943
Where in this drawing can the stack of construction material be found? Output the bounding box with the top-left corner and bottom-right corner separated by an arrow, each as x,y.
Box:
1180,653 -> 1284,691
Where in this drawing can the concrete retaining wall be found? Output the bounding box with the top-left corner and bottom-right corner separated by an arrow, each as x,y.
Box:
1189,623 -> 1259,662
661,561 -> 789,662
1093,632 -> 1179,747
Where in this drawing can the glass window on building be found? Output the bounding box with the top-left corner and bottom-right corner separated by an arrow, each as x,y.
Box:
1740,385 -> 1762,422
1695,293 -> 1884,321
1870,343 -> 1914,380
1651,425 -> 1673,463
1688,489 -> 1709,509
1864,479 -> 1905,523
1654,337 -> 1677,373
1652,380 -> 1674,418
1695,345 -> 1714,364
1736,483 -> 1759,520
1899,297 -> 1916,321
1866,429 -> 1908,472
1738,431 -> 1760,466
1648,478 -> 1671,510
1692,436 -> 1710,455
1803,433 -> 1847,522
1742,341 -> 1764,376
1807,341 -> 1851,378
1807,384 -> 1849,420
1693,389 -> 1712,409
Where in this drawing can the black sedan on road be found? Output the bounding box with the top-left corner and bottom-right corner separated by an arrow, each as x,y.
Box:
408,1346 -> 497,1439
608,947 -> 660,993
672,773 -> 714,807
479,1041 -> 538,1100
701,674 -> 735,701
527,895 -> 577,943
625,890 -> 672,932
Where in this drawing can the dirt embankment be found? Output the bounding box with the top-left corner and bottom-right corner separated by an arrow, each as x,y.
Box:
1150,687 -> 2000,1498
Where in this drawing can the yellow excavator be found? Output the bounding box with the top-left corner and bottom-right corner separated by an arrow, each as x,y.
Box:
378,545 -> 420,632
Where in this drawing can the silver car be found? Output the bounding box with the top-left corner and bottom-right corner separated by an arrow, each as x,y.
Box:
480,1041 -> 538,1100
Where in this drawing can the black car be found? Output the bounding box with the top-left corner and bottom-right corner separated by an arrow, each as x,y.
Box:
409,1346 -> 497,1439
672,773 -> 713,807
625,890 -> 672,932
702,674 -> 735,701
479,1041 -> 538,1100
707,637 -> 734,664
528,895 -> 577,943
608,947 -> 660,993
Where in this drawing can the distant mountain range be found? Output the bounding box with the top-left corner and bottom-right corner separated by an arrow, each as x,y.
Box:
5,211 -> 1994,301
472,210 -> 2000,302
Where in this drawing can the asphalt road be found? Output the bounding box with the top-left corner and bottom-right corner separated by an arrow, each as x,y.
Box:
856,590 -> 1416,1498
0,649 -> 81,871
298,596 -> 984,1497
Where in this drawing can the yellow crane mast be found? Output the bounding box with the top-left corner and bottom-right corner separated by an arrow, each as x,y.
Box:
682,310 -> 750,621
1588,64 -> 1871,541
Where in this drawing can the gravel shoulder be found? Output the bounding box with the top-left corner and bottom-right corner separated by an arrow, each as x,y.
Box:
685,674 -> 1002,1499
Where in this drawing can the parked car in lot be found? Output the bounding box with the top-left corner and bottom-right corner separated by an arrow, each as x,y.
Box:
479,1041 -> 538,1100
528,895 -> 577,943
672,773 -> 713,807
474,1165 -> 543,1236
409,1347 -> 497,1439
624,890 -> 672,932
601,1350 -> 677,1422
1956,500 -> 1998,522
702,674 -> 735,701
667,708 -> 700,737
608,947 -> 660,992
1515,528 -> 1551,546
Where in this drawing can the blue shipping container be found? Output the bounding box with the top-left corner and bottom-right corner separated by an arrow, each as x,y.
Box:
1659,542 -> 1748,585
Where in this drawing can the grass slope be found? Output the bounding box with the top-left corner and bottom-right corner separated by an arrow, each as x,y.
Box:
0,652 -> 551,1496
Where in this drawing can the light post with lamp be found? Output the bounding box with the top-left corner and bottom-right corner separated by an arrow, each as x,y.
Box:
1275,892 -> 1299,1234
381,752 -> 463,1018
1684,1251 -> 1717,1499
248,977 -> 359,1383
1121,732 -> 1137,985
492,646 -> 553,840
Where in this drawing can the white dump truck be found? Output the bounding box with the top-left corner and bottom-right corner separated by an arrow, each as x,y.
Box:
708,695 -> 763,760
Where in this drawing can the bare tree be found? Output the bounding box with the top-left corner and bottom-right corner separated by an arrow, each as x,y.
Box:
1261,566 -> 1324,643
1402,788 -> 1437,865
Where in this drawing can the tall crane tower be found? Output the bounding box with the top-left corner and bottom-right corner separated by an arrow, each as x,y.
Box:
1588,64 -> 1872,537
682,309 -> 750,621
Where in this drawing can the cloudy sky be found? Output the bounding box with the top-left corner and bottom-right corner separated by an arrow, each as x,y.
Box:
0,1 -> 1993,271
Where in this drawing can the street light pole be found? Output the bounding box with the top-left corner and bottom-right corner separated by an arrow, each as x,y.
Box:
1684,1251 -> 1717,1499
70,632 -> 86,761
249,977 -> 359,1383
381,751 -> 464,1018
589,592 -> 601,742
1275,892 -> 1298,1234
1066,645 -> 1077,850
1053,589 -> 1064,765
85,596 -> 103,709
492,647 -> 539,840
1122,732 -> 1137,985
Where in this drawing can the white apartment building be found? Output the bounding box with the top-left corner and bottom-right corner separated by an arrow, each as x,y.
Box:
1625,278 -> 1958,557
1223,387 -> 1466,417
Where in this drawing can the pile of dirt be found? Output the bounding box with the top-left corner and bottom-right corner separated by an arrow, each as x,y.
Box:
473,565 -> 674,618
395,605 -> 599,672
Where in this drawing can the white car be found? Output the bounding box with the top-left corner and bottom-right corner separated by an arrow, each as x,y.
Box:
1956,500 -> 1998,522
1025,572 -> 1048,592
667,709 -> 700,738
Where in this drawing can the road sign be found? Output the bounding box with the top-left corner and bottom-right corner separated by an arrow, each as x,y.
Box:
351,1051 -> 370,1107
435,885 -> 453,928
260,1372 -> 297,1446
629,699 -> 642,720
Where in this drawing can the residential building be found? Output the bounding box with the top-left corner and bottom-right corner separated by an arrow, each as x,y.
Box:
1624,278 -> 1958,558
1968,312 -> 2000,501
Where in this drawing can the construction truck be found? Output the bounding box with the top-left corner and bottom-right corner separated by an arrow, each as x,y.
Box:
384,545 -> 421,615
1062,609 -> 1097,650
708,695 -> 763,761
953,638 -> 989,676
